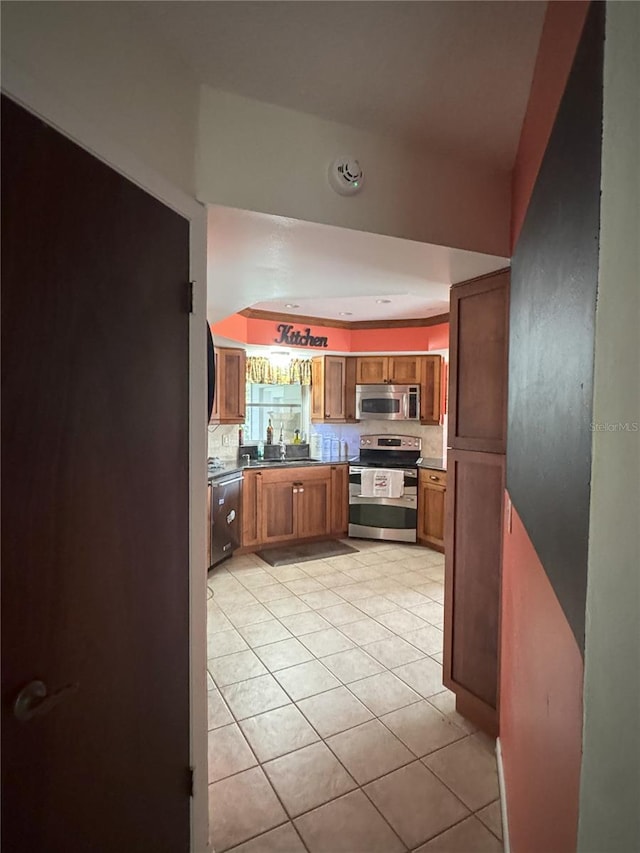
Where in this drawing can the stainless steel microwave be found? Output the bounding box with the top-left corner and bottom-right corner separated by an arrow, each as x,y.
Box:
355,384 -> 420,421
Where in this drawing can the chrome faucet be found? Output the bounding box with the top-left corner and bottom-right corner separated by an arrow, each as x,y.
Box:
279,438 -> 286,460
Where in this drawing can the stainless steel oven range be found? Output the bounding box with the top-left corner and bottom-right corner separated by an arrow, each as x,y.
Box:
348,434 -> 421,543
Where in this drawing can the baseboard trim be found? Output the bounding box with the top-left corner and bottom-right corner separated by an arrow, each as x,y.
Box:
496,737 -> 511,853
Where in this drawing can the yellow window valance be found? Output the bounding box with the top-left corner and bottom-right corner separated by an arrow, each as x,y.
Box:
246,356 -> 312,385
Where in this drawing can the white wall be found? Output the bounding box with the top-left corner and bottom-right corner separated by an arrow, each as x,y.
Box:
579,5 -> 640,851
197,87 -> 511,257
1,1 -> 199,196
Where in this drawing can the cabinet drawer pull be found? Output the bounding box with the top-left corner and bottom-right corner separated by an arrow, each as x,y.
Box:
429,475 -> 440,481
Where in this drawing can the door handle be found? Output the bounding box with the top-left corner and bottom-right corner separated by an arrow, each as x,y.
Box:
13,679 -> 79,722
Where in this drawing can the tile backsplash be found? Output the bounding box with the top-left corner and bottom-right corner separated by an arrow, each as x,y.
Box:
312,420 -> 446,461
208,424 -> 244,462
209,419 -> 446,463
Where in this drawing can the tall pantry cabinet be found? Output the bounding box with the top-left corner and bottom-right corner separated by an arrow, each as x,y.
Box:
444,269 -> 509,736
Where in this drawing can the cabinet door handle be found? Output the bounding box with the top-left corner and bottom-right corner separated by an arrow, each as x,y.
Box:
429,475 -> 439,481
293,487 -> 298,494
299,488 -> 304,494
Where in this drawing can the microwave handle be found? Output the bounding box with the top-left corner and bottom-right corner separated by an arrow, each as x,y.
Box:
403,394 -> 409,419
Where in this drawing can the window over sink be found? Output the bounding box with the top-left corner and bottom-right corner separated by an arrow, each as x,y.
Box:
245,383 -> 311,444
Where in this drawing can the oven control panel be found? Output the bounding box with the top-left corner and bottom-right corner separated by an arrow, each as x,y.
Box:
359,434 -> 421,449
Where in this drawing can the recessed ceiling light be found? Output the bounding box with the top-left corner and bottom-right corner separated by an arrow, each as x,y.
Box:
339,312 -> 353,316
376,299 -> 391,304
284,303 -> 300,309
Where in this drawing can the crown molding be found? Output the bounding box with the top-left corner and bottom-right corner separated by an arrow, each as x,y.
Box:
239,308 -> 450,330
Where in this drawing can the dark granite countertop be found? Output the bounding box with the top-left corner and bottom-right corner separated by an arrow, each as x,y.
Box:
416,457 -> 447,472
208,458 -> 349,481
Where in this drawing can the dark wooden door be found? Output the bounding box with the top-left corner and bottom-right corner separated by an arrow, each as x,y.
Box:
1,97 -> 191,852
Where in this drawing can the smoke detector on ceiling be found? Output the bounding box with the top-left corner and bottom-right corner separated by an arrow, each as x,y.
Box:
328,156 -> 364,196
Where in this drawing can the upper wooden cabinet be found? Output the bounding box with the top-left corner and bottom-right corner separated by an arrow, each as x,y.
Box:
356,355 -> 421,385
311,356 -> 347,423
210,347 -> 246,425
344,357 -> 358,422
448,271 -> 509,453
420,355 -> 442,425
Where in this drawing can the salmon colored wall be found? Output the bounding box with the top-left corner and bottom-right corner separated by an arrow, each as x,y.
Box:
501,498 -> 584,853
351,324 -> 449,352
502,4 -> 591,852
210,313 -> 248,342
211,313 -> 448,353
511,1 -> 590,249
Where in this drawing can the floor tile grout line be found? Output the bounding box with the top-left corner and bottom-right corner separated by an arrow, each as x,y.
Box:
475,798 -> 504,842
419,747 -> 501,815
404,811 -> 481,852
208,546 -> 482,852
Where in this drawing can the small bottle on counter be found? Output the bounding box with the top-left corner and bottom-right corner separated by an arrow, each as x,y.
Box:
238,425 -> 244,445
293,429 -> 301,444
266,418 -> 273,445
257,440 -> 264,460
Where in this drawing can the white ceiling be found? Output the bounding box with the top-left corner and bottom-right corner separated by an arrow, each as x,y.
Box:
208,206 -> 508,321
143,0 -> 545,170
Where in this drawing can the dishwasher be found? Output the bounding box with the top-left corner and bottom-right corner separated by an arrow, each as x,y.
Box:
209,472 -> 243,567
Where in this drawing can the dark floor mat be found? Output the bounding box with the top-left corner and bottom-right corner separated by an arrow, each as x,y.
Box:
256,539 -> 359,567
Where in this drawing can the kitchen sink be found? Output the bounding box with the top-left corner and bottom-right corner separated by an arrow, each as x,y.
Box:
244,458 -> 317,467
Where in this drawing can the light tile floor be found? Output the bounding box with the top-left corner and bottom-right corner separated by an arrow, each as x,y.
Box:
207,541 -> 503,853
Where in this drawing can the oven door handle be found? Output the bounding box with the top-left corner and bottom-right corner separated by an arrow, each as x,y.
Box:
351,494 -> 416,502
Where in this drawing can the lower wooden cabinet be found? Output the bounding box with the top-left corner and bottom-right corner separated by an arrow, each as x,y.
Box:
330,465 -> 349,536
242,465 -> 347,549
444,448 -> 504,736
262,477 -> 299,543
417,468 -> 447,552
295,470 -> 331,540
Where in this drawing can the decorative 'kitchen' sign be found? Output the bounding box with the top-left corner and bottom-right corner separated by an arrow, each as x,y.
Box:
274,324 -> 328,348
